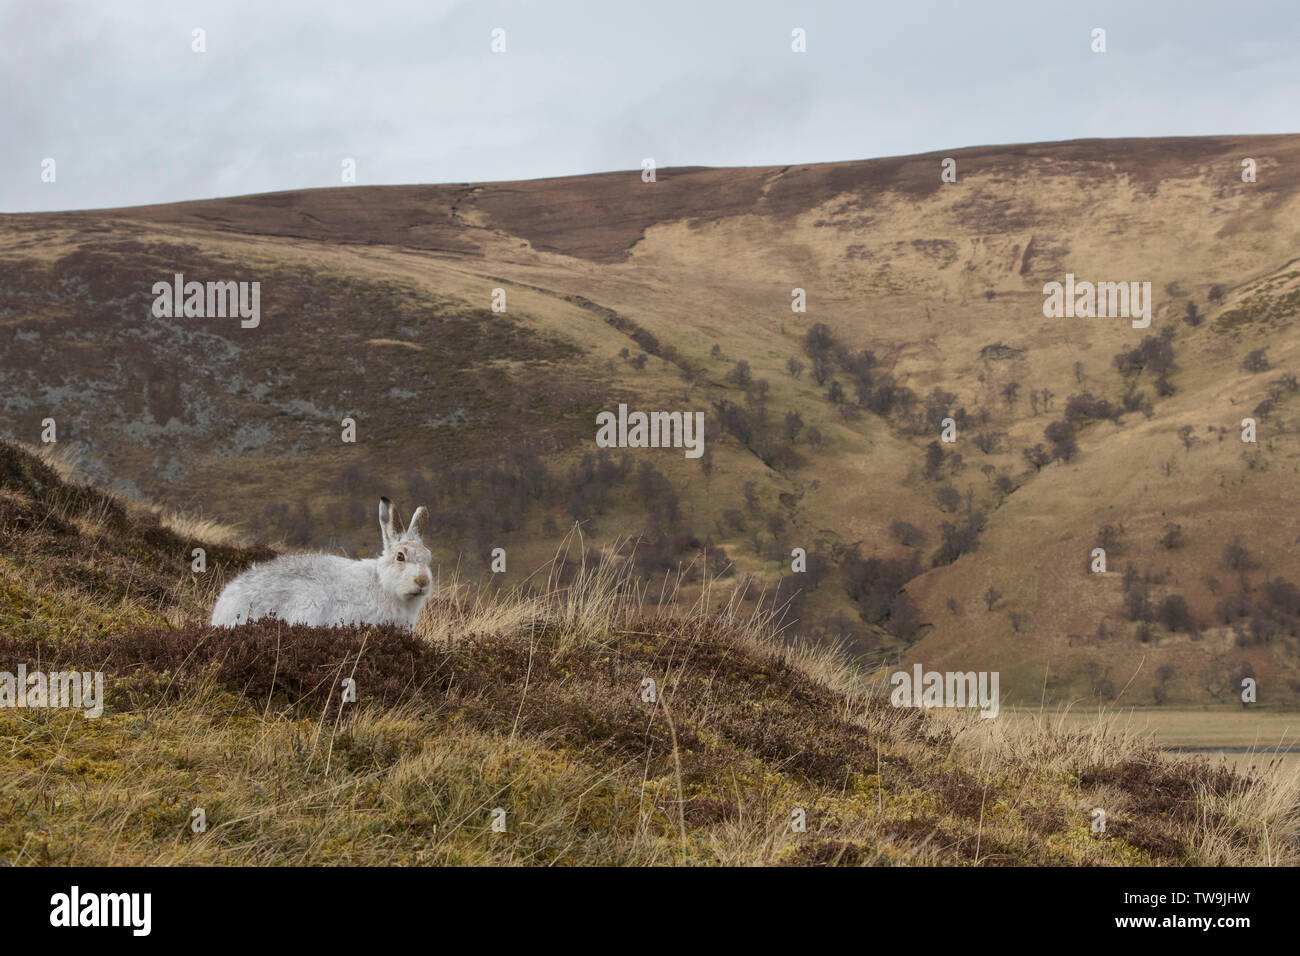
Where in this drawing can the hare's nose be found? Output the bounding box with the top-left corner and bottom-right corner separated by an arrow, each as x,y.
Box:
413,574 -> 430,589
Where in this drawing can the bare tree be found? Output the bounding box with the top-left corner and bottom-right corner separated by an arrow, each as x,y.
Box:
783,410 -> 804,443
1022,444 -> 1050,472
983,586 -> 1001,611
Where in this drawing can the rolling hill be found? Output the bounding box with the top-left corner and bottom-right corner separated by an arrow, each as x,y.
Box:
0,438 -> 1291,865
2,134 -> 1298,706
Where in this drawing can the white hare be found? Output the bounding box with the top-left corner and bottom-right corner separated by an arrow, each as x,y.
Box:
211,497 -> 433,630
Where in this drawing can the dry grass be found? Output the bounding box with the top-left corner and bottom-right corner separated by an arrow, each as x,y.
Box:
5,137 -> 1300,711
2,438 -> 1298,866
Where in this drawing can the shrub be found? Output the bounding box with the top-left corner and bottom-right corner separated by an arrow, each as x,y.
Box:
1156,594 -> 1194,632
1242,349 -> 1270,373
935,484 -> 962,512
841,547 -> 923,639
712,400 -> 752,445
1223,537 -> 1255,571
1113,336 -> 1175,377
1063,392 -> 1118,424
1043,420 -> 1073,444
1022,444 -> 1050,472
802,323 -> 834,359
1160,523 -> 1183,550
1123,590 -> 1154,623
934,511 -> 985,566
924,442 -> 945,480
631,328 -> 660,354
889,521 -> 927,548
783,410 -> 804,443
727,360 -> 752,387
1050,436 -> 1078,462
1264,577 -> 1300,617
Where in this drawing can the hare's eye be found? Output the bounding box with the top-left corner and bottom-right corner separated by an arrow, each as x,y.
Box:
395,552 -> 405,562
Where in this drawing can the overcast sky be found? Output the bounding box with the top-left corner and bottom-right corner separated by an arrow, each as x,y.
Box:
2,0 -> 1297,212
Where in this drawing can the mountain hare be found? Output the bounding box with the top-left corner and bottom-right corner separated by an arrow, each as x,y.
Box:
211,497 -> 433,630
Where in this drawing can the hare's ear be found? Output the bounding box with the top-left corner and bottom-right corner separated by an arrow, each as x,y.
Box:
378,497 -> 396,551
406,506 -> 429,542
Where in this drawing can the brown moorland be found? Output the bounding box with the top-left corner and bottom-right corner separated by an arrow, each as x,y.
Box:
1,438 -> 1295,865
2,134 -> 1298,708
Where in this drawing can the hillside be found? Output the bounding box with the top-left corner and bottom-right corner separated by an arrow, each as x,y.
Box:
1,440 -> 1295,865
2,134 -> 1299,705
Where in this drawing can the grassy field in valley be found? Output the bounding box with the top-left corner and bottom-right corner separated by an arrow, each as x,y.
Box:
1006,707 -> 1300,774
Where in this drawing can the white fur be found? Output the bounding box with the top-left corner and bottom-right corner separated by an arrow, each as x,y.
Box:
211,498 -> 433,630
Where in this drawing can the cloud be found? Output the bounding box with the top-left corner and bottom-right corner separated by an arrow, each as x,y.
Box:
2,0 -> 1297,211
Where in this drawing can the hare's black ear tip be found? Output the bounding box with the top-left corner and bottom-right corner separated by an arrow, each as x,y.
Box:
380,496 -> 392,505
